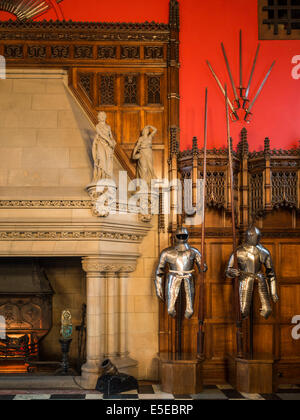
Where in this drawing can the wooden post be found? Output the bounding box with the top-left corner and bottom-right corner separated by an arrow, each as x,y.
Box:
264,137 -> 272,211
168,0 -> 180,234
238,128 -> 249,228
192,136 -> 198,210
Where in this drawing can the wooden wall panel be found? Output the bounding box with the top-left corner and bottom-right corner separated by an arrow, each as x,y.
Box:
166,209 -> 300,384
253,324 -> 274,355
144,111 -> 164,144
280,325 -> 300,358
206,241 -> 233,283
121,111 -> 141,144
280,285 -> 300,323
211,284 -> 234,320
279,243 -> 300,280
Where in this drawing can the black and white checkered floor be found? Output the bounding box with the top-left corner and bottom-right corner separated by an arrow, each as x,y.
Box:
0,384 -> 300,400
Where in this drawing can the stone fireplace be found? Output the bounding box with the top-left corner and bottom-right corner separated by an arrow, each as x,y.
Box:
0,258 -> 53,372
0,69 -> 157,388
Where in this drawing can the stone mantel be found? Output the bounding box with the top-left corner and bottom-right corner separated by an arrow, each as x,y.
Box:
0,207 -> 151,257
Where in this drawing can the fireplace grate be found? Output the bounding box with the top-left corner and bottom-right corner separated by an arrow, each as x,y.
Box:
0,333 -> 38,360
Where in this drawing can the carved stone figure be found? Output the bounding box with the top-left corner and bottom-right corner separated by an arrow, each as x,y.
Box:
226,226 -> 279,320
132,125 -> 157,185
92,111 -> 116,182
155,227 -> 208,319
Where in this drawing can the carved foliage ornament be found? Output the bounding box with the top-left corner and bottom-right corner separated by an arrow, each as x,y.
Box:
0,231 -> 143,242
82,260 -> 136,274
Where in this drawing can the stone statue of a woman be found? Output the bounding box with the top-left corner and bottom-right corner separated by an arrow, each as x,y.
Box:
92,111 -> 116,182
132,125 -> 157,185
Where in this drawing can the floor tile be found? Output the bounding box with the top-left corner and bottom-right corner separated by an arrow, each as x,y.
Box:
0,395 -> 15,400
49,394 -> 86,400
103,394 -> 139,400
276,393 -> 300,400
173,395 -> 193,399
241,393 -> 265,400
85,394 -> 103,400
220,389 -> 245,399
139,385 -> 155,394
191,389 -> 228,400
14,394 -> 51,400
261,394 -> 282,400
277,388 -> 300,394
120,389 -> 138,395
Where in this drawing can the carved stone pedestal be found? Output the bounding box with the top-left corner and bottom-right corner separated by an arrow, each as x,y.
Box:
159,353 -> 203,394
227,354 -> 275,394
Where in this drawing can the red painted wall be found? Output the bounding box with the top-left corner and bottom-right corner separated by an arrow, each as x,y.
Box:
1,0 -> 299,151
180,0 -> 300,150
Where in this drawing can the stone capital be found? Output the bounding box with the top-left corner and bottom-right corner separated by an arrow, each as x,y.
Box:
82,256 -> 136,275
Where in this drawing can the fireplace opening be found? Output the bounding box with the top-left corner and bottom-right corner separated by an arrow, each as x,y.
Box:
0,257 -> 86,374
0,258 -> 54,373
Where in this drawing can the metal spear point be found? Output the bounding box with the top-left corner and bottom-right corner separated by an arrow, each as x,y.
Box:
221,42 -> 240,109
206,61 -> 239,122
244,61 -> 276,123
243,44 -> 261,109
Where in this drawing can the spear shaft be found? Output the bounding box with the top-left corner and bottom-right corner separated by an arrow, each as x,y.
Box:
197,88 -> 208,360
225,85 -> 243,358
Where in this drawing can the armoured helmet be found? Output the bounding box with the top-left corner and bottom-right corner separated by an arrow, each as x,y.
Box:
245,225 -> 261,246
175,227 -> 189,243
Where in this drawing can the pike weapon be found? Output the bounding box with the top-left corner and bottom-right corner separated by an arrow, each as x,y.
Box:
244,61 -> 275,122
197,88 -> 208,360
238,30 -> 245,98
221,42 -> 240,109
225,85 -> 243,358
243,44 -> 260,109
206,61 -> 239,122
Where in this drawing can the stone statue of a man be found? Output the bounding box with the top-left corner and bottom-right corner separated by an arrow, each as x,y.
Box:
92,111 -> 116,182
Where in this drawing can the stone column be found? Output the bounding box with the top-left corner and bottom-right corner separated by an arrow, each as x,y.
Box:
104,270 -> 137,376
80,257 -> 137,389
80,257 -> 106,389
115,271 -> 137,376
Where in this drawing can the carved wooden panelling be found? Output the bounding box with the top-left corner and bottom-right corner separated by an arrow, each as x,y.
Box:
250,172 -> 264,216
4,45 -> 23,58
272,171 -> 298,208
97,46 -> 117,59
78,73 -> 93,102
147,74 -> 161,104
51,45 -> 70,59
144,46 -> 164,59
99,74 -> 116,105
74,45 -> 93,59
124,74 -> 139,105
28,45 -> 47,59
121,46 -> 140,59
